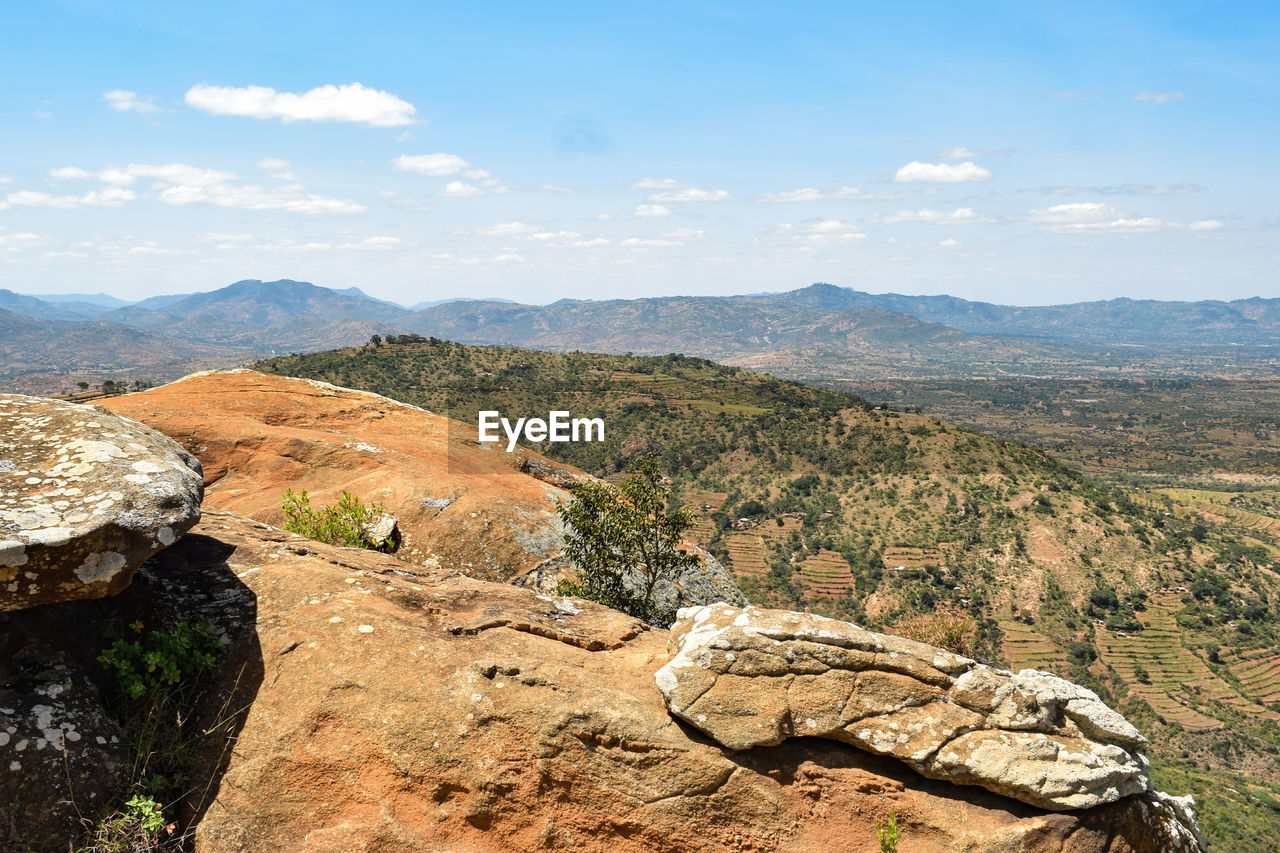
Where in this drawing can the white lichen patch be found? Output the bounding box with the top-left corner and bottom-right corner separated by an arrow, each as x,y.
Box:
74,552 -> 127,583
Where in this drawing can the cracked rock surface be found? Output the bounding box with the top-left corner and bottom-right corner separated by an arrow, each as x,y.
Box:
0,394 -> 202,611
656,605 -> 1200,835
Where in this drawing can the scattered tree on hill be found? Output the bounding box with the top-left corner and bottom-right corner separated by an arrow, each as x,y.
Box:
556,459 -> 700,626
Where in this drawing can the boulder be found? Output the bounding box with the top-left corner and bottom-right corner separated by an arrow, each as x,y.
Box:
0,394 -> 202,611
99,370 -> 743,610
655,604 -> 1192,827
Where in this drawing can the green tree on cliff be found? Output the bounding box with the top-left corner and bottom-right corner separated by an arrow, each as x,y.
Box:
556,459 -> 700,626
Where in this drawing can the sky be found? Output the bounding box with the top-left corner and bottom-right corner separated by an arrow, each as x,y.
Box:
1,0 -> 1277,306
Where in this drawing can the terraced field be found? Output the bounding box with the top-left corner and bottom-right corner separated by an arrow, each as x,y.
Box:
756,515 -> 805,540
1155,488 -> 1280,537
1225,648 -> 1280,707
795,549 -> 855,598
1093,593 -> 1280,730
881,546 -> 945,569
999,618 -> 1072,674
725,534 -> 770,579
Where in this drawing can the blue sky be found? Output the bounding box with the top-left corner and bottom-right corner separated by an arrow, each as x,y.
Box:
1,1 -> 1276,305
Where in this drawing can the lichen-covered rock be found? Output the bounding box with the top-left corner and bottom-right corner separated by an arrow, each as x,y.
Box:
655,604 -> 1197,838
0,633 -> 131,851
0,394 -> 203,611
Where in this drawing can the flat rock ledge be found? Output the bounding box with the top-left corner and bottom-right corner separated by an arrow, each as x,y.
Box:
0,394 -> 203,611
656,604 -> 1200,836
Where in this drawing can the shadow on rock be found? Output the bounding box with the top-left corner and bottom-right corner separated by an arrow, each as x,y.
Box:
0,529 -> 264,851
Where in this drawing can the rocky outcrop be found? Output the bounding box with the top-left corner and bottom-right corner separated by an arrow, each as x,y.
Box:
0,394 -> 202,611
2,511 -> 1205,852
100,370 -> 743,610
655,605 -> 1201,843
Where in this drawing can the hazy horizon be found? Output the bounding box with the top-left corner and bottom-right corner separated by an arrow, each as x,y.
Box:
3,2 -> 1277,305
6,277 -> 1279,311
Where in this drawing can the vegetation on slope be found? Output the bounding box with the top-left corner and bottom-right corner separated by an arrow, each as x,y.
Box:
257,337 -> 1280,850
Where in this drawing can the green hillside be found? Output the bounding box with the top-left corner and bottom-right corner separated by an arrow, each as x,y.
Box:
257,336 -> 1280,851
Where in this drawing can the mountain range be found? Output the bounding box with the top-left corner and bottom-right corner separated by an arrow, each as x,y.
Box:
0,279 -> 1276,393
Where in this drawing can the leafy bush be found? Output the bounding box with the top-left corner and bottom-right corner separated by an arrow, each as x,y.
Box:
98,620 -> 224,703
87,620 -> 227,851
280,489 -> 395,550
556,459 -> 700,626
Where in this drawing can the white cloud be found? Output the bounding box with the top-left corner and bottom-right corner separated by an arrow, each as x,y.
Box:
475,221 -> 537,236
256,158 -> 297,180
157,182 -> 365,214
631,177 -> 685,189
1,188 -> 136,209
49,166 -> 93,180
893,161 -> 992,183
770,219 -> 866,246
754,186 -> 905,203
103,90 -> 163,115
0,232 -> 52,249
621,236 -> 685,248
392,153 -> 470,176
1033,183 -> 1202,196
647,186 -> 732,203
199,232 -> 254,244
1045,217 -> 1165,233
539,183 -> 573,192
1133,90 -> 1185,104
0,174 -> 11,184
619,228 -> 705,249
439,181 -> 484,197
353,236 -> 401,248
938,238 -> 961,248
634,204 -> 670,217
185,82 -> 417,127
1026,202 -> 1120,224
869,207 -> 994,224
1041,215 -> 1224,234
33,161 -> 365,215
938,146 -> 1019,161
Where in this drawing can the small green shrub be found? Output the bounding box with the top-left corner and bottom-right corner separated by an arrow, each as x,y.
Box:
77,795 -> 168,852
281,489 -> 394,550
98,620 -> 224,703
876,812 -> 899,853
555,459 -> 700,627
